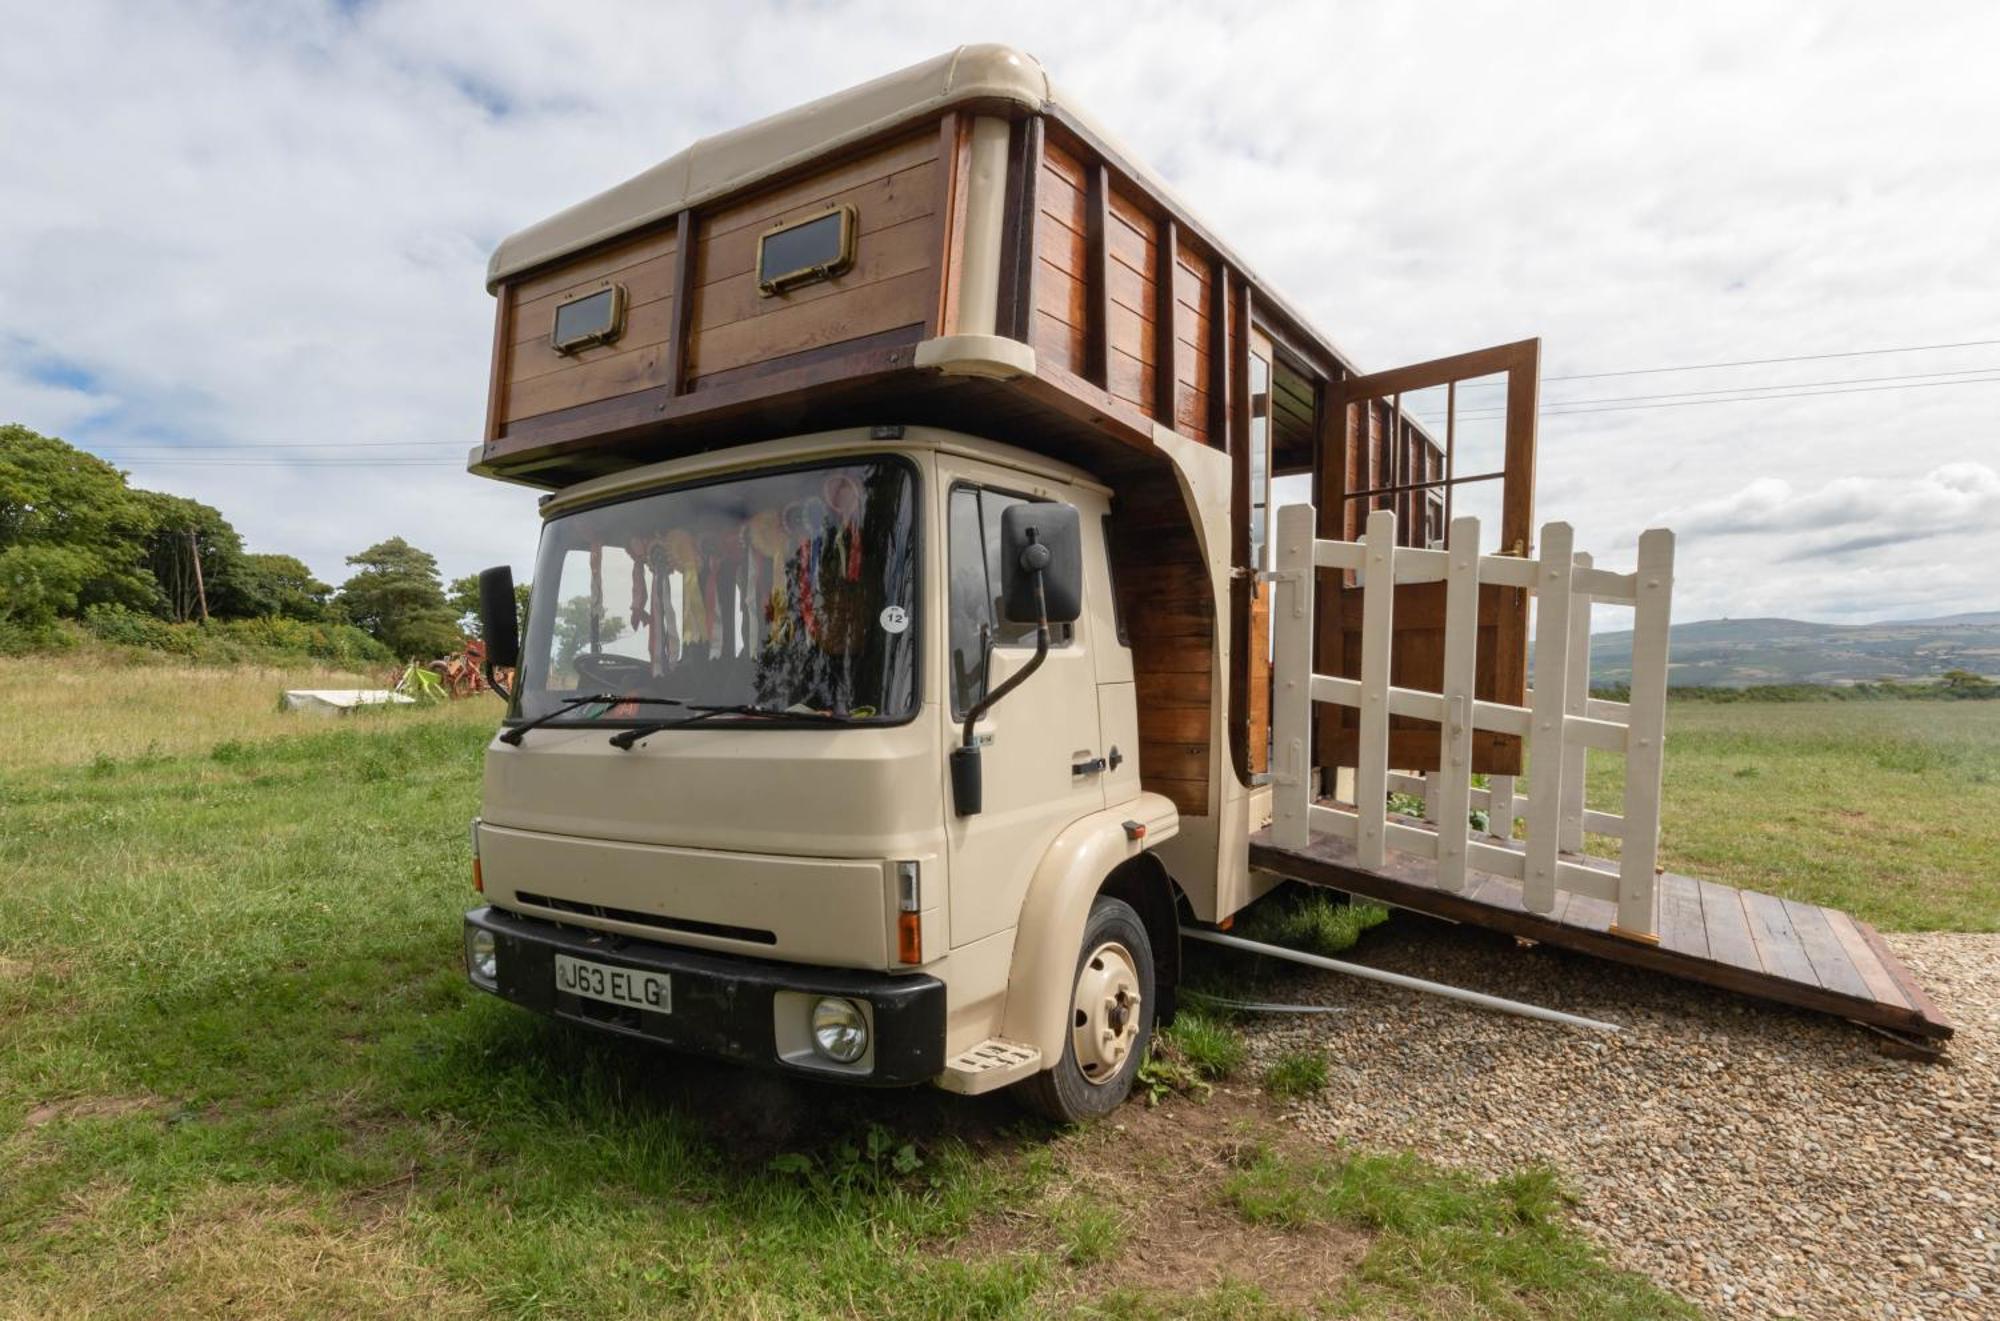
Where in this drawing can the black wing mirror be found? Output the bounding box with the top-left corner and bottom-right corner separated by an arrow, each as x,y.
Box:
477,566 -> 520,695
999,502 -> 1083,625
952,501 -> 1083,816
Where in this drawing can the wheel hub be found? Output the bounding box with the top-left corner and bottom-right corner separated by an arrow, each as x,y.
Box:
1071,940 -> 1142,1082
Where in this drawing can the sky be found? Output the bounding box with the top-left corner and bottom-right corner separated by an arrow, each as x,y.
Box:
3,0 -> 1997,624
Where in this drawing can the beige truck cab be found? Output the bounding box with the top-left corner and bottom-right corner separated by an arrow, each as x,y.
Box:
468,427 -> 1182,1117
457,45 -> 1526,1118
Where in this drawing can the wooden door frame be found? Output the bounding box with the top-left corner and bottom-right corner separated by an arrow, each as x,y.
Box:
1313,338 -> 1541,778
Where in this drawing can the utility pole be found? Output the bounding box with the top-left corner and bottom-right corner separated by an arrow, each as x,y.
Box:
188,528 -> 209,623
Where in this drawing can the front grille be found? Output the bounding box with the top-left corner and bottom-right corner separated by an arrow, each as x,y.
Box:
513,890 -> 778,945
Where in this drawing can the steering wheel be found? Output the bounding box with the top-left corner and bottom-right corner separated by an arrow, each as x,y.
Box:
573,652 -> 654,692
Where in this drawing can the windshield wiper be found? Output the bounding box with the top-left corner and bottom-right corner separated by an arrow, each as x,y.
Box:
499,694 -> 688,745
609,703 -> 854,751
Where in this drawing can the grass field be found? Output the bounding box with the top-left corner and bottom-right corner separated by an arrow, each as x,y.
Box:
5,653 -> 1990,1315
1613,700 -> 2000,931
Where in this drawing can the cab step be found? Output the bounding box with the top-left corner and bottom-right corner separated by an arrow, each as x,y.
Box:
936,1038 -> 1043,1094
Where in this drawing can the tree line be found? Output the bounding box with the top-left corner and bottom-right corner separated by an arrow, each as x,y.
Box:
0,423 -> 496,662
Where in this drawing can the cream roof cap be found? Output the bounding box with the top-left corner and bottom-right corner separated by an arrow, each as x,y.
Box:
486,44 -> 1052,291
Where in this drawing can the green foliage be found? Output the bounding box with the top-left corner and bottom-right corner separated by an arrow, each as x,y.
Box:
0,542 -> 93,628
1237,887 -> 1390,958
1158,1010 -> 1246,1081
76,605 -> 391,666
241,552 -> 332,621
1597,679 -> 2000,704
337,536 -> 463,659
1261,1049 -> 1329,1100
0,423 -> 159,617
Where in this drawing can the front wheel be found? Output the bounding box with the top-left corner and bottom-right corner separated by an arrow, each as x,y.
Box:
1017,896 -> 1156,1123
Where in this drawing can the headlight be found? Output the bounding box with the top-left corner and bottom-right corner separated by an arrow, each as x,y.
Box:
810,997 -> 868,1063
466,927 -> 498,987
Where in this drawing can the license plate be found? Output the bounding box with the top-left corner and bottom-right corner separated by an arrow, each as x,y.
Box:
554,953 -> 671,1014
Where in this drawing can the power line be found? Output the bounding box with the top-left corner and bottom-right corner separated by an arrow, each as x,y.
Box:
94,438 -> 465,450
1445,337 -> 2000,389
1416,372 -> 2000,425
1418,366 -> 2000,422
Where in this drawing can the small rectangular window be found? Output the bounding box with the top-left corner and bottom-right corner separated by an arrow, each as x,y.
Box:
948,483 -> 1075,717
550,284 -> 627,354
757,206 -> 856,297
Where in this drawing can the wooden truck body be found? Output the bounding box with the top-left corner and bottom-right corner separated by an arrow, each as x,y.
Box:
460,45 -> 1577,1119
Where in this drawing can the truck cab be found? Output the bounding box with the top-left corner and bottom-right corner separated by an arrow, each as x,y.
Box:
467,427 -> 1181,1117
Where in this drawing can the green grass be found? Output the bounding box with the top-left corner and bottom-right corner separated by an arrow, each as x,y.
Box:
1584,700 -> 2000,931
1156,1010 -> 1247,1081
1261,1050 -> 1330,1101
0,666 -> 1693,1315
1237,890 -> 1391,958
1223,1145 -> 1697,1319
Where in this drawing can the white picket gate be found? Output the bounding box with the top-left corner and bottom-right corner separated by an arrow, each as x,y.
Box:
1269,505 -> 1676,942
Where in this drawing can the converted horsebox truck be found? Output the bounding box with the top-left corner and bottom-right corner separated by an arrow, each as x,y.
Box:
455,44 -> 1952,1117
456,42 -> 1559,1121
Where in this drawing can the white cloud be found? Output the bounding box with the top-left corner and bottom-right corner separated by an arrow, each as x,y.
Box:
2,0 -> 1998,625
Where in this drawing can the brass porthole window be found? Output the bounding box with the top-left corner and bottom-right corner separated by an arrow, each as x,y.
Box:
757,205 -> 857,297
550,283 -> 628,355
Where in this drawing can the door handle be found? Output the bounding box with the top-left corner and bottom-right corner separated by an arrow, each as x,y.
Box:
1071,756 -> 1107,777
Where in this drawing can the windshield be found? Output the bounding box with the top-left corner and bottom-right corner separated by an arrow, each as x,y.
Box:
516,458 -> 919,724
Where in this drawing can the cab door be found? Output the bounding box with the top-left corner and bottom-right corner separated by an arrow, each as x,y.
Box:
941,460 -> 1106,948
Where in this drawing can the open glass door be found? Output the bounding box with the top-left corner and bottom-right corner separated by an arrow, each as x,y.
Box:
1314,338 -> 1540,777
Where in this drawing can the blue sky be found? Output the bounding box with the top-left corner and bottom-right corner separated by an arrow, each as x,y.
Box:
3,1 -> 1997,622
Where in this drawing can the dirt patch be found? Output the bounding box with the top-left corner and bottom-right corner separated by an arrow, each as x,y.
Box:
22,1093 -> 160,1128
957,1086 -> 1368,1310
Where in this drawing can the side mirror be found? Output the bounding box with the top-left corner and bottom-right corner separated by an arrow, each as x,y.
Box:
478,565 -> 520,670
999,502 -> 1082,625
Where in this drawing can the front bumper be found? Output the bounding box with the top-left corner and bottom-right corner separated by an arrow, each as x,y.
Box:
463,905 -> 947,1085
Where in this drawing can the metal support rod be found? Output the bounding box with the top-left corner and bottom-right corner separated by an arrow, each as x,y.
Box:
1182,927 -> 1620,1033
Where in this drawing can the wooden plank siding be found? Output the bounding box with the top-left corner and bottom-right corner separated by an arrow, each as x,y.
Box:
493,131 -> 944,432
1032,137 -> 1166,423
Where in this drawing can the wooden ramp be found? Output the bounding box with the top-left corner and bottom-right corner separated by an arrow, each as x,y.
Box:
1259,502 -> 1953,1050
1249,825 -> 1954,1045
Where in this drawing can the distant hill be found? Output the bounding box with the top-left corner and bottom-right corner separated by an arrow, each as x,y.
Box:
1586,614 -> 2000,688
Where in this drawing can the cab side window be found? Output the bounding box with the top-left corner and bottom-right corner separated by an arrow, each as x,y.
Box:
948,485 -> 1075,717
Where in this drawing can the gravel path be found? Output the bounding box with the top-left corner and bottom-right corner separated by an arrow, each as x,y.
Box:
1231,912 -> 1998,1320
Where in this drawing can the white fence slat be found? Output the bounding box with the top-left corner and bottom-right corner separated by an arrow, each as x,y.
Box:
1485,774 -> 1516,840
1477,557 -> 1536,589
1307,803 -> 1360,840
1434,514 -> 1482,891
1582,809 -> 1626,837
1314,541 -> 1366,571
1615,527 -> 1675,940
1523,521 -> 1574,914
1271,505 -> 1315,849
1556,860 -> 1621,903
1354,509 -> 1397,870
1574,566 -> 1638,602
1585,697 -> 1630,721
1465,838 -> 1527,881
1385,820 -> 1440,858
1558,551 -> 1593,854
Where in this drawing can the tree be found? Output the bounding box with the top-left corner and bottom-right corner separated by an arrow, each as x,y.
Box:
0,424 -> 158,617
447,571 -> 532,641
338,537 -> 463,658
243,553 -> 331,621
134,490 -> 258,622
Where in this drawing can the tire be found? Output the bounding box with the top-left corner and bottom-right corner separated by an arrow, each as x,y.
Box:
1016,895 -> 1156,1123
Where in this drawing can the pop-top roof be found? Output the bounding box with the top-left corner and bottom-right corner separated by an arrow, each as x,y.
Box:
487,45 -> 1057,290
